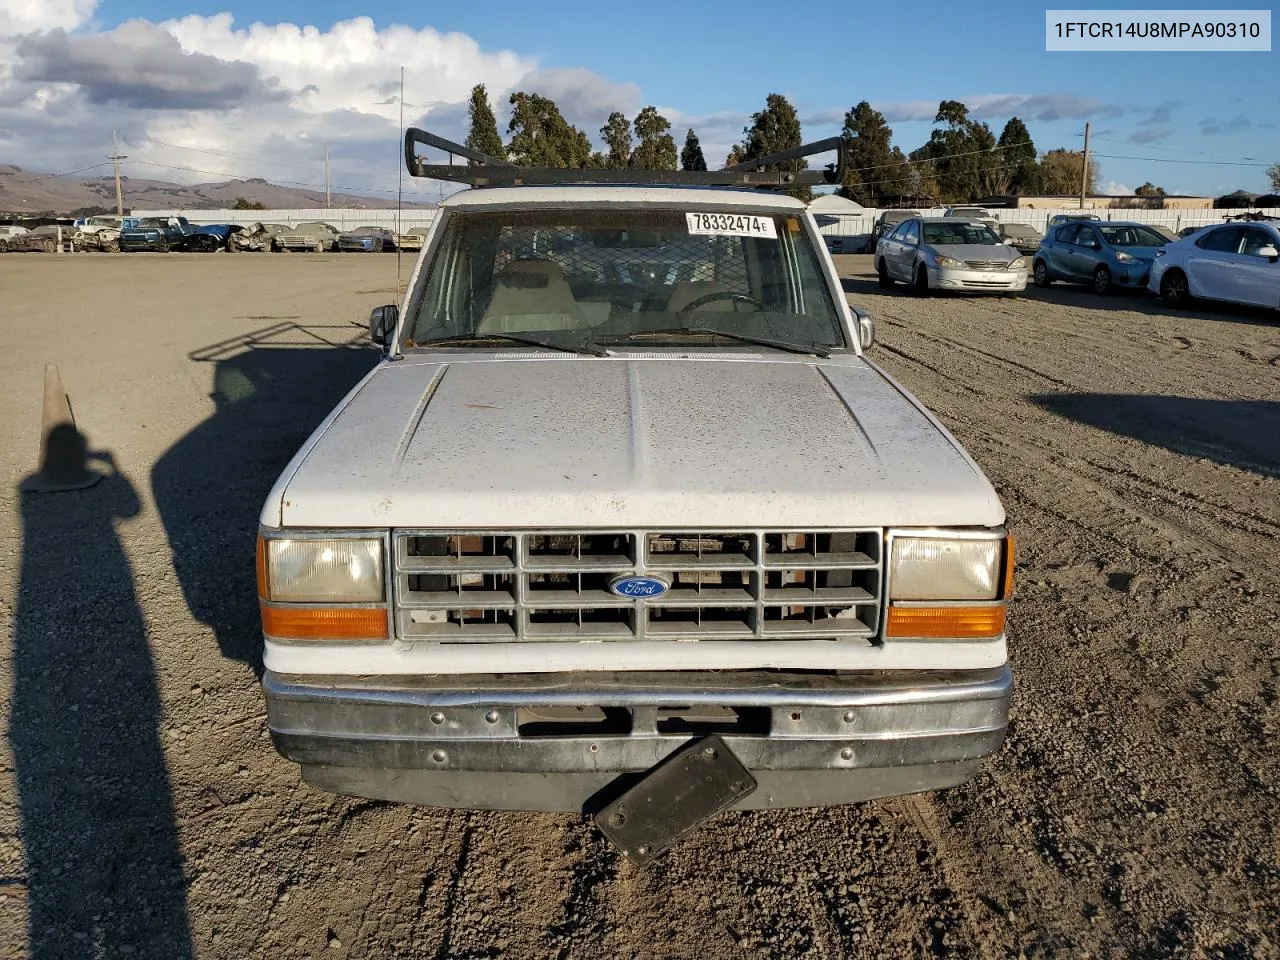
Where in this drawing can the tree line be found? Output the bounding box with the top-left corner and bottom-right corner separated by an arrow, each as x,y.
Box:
462,84 -> 1277,206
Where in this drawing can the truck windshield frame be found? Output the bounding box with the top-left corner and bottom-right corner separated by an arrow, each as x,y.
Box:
403,209 -> 849,352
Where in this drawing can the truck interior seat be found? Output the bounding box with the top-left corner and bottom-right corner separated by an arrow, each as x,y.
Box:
478,259 -> 587,333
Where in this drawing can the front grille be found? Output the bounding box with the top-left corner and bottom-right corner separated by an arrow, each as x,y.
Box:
964,259 -> 1010,270
392,530 -> 882,643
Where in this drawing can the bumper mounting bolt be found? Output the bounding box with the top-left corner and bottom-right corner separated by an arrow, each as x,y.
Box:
484,710 -> 499,724
843,711 -> 855,723
840,747 -> 854,761
430,712 -> 445,725
431,750 -> 447,764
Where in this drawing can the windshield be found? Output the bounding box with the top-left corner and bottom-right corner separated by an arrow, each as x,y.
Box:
349,227 -> 380,235
137,219 -> 167,228
1003,224 -> 1036,237
1099,224 -> 1168,247
405,209 -> 847,352
922,222 -> 1001,245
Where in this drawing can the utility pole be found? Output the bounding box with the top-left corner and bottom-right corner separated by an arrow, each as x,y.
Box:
109,129 -> 127,216
325,146 -> 331,208
1080,121 -> 1091,209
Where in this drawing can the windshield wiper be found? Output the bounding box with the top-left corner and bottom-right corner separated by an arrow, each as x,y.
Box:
595,327 -> 832,358
417,333 -> 607,356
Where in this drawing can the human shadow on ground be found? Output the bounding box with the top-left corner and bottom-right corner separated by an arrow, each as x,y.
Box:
11,436 -> 193,959
150,323 -> 380,674
1031,393 -> 1280,478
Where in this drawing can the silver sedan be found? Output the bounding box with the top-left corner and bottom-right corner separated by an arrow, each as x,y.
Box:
876,217 -> 1027,295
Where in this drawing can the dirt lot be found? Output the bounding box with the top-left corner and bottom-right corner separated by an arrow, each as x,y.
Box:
1,252 -> 1277,959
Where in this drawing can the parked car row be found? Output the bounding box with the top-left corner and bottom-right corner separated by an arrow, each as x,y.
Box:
0,218 -> 433,254
1034,217 -> 1280,310
872,213 -> 1280,310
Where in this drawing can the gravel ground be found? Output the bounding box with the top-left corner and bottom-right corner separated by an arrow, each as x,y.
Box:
1,252 -> 1277,959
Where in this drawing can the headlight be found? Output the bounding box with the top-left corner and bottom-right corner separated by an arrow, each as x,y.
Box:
1008,257 -> 1026,270
890,537 -> 1002,600
885,533 -> 1013,640
934,255 -> 965,268
260,537 -> 383,602
1114,251 -> 1136,264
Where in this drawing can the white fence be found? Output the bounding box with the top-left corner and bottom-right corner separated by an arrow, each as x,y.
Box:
814,207 -> 1280,242
132,207 -> 440,231
135,204 -> 1278,241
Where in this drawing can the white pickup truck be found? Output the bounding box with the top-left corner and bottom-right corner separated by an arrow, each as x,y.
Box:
257,133 -> 1013,860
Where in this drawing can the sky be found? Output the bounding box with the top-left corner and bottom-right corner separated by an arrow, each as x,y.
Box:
0,0 -> 1275,201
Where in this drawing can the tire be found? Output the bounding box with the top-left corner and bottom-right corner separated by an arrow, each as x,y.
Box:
1160,269 -> 1190,308
1033,260 -> 1050,287
105,240 -> 119,253
314,241 -> 324,253
914,264 -> 931,296
1093,264 -> 1112,295
156,239 -> 170,253
42,239 -> 55,254
876,259 -> 894,289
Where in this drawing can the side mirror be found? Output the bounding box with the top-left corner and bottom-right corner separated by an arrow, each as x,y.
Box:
852,309 -> 875,350
1256,244 -> 1279,261
369,304 -> 398,351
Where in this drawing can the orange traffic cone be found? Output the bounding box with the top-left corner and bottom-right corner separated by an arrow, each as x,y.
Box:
19,365 -> 103,493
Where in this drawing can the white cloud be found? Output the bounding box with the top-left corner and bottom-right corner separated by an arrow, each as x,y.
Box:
1100,180 -> 1132,195
0,0 -> 97,37
0,9 -> 635,196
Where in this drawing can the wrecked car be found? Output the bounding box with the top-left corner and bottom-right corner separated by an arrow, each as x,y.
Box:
395,226 -> 430,252
187,224 -> 243,252
337,225 -> 397,252
119,216 -> 194,252
228,222 -> 289,252
275,221 -> 340,253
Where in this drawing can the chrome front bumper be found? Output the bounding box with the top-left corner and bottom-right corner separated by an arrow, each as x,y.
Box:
264,666 -> 1012,811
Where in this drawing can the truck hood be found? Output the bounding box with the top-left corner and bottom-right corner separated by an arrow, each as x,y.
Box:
272,356 -> 1004,529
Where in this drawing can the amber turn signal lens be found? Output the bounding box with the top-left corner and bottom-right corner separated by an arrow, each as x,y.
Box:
885,604 -> 1006,639
260,604 -> 388,641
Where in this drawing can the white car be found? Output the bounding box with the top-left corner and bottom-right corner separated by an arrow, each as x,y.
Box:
255,131 -> 1014,858
877,217 -> 1027,295
1149,219 -> 1280,309
74,215 -> 124,234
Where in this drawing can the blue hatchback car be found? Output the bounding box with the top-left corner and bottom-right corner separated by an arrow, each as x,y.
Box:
1032,220 -> 1171,294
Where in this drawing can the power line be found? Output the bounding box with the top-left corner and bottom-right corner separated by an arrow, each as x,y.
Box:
10,162 -> 113,184
124,157 -> 440,200
1090,152 -> 1271,168
838,138 -> 1037,177
1084,134 -> 1271,165
124,133 -> 320,173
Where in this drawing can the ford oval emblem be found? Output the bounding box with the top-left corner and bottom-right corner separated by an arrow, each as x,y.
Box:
609,573 -> 670,600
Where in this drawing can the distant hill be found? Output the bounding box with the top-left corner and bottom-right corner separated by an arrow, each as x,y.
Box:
0,164 -> 438,216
